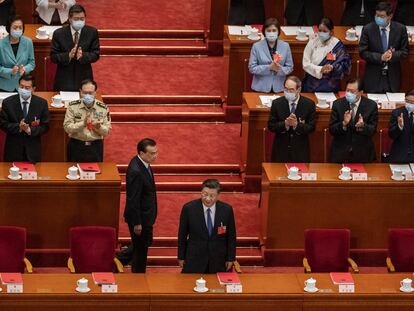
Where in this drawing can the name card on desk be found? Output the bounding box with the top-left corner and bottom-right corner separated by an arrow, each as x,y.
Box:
381,102 -> 396,110
339,284 -> 355,293
302,173 -> 317,181
102,284 -> 118,293
80,171 -> 96,180
352,173 -> 368,181
405,173 -> 414,181
7,284 -> 23,293
21,171 -> 37,180
226,284 -> 243,293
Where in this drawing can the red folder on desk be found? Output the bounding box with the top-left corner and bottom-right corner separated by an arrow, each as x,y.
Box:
330,272 -> 354,285
13,162 -> 36,172
217,272 -> 241,285
77,163 -> 101,173
92,272 -> 115,285
343,163 -> 366,173
285,163 -> 309,173
0,273 -> 23,284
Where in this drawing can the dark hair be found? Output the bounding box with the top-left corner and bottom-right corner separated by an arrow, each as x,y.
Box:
262,17 -> 281,35
80,79 -> 97,91
319,17 -> 334,31
137,138 -> 156,153
346,78 -> 362,91
6,15 -> 24,34
69,4 -> 86,17
407,90 -> 414,97
201,179 -> 221,193
19,74 -> 35,87
285,75 -> 302,89
376,1 -> 394,16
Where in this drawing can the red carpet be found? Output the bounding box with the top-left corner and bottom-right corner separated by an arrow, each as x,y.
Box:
77,0 -> 207,30
104,123 -> 241,165
94,56 -> 224,96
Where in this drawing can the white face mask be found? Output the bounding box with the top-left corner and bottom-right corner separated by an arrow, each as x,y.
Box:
265,31 -> 278,43
405,102 -> 414,113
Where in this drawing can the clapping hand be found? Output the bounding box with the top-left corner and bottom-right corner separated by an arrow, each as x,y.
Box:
19,65 -> 25,76
321,64 -> 333,74
285,113 -> 298,128
269,61 -> 281,72
398,112 -> 404,128
355,114 -> 365,131
12,64 -> 18,75
343,110 -> 352,127
69,44 -> 77,60
76,47 -> 83,60
19,119 -> 29,133
381,48 -> 394,62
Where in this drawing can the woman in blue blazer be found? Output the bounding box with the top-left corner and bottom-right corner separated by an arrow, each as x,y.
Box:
0,16 -> 35,92
248,18 -> 294,93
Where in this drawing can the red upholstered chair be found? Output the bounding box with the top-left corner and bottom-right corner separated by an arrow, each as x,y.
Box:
323,128 -> 333,163
244,58 -> 253,92
303,229 -> 359,273
380,128 -> 392,162
387,229 -> 414,272
44,56 -> 57,91
263,127 -> 275,162
68,226 -> 123,273
0,226 -> 33,273
356,59 -> 366,82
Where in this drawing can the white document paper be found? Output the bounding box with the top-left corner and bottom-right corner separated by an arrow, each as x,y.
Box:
259,95 -> 280,107
389,164 -> 412,174
281,26 -> 314,36
407,26 -> 414,34
410,164 -> 414,172
315,92 -> 337,103
367,93 -> 388,103
228,26 -> 249,36
386,93 -> 405,103
0,92 -> 17,107
59,91 -> 80,102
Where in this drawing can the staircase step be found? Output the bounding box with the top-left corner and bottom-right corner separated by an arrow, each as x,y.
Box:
103,95 -> 223,106
98,29 -> 205,39
116,163 -> 241,175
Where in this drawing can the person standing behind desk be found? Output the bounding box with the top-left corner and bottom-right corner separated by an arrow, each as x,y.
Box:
285,0 -> 323,26
36,0 -> 76,25
123,138 -> 158,273
50,4 -> 100,91
341,0 -> 380,26
0,75 -> 49,163
178,179 -> 236,274
387,90 -> 414,163
63,79 -> 111,162
329,78 -> 378,163
302,17 -> 351,93
0,16 -> 35,92
248,18 -> 294,93
267,75 -> 316,163
359,1 -> 408,93
0,0 -> 15,26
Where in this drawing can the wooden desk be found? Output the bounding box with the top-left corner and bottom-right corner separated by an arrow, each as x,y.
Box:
261,163 -> 414,266
242,92 -> 395,191
224,25 -> 414,122
0,163 -> 121,251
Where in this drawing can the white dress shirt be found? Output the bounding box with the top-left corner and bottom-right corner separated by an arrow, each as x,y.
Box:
137,155 -> 149,169
203,203 -> 216,228
70,25 -> 82,42
36,0 -> 76,25
20,95 -> 31,112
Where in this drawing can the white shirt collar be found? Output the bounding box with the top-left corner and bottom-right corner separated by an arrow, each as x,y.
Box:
351,96 -> 362,108
70,25 -> 82,37
379,23 -> 391,32
203,203 -> 216,212
19,95 -> 32,104
137,155 -> 149,169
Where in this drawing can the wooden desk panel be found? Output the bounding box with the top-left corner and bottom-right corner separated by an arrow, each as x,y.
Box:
242,92 -> 394,191
225,25 -> 414,122
0,163 -> 121,250
261,163 -> 414,266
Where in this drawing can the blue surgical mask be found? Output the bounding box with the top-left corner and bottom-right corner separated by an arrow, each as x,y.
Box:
345,91 -> 357,104
265,31 -> 278,43
284,91 -> 297,102
71,20 -> 85,31
10,30 -> 23,39
405,102 -> 414,113
82,94 -> 95,106
375,16 -> 388,28
318,31 -> 331,42
18,88 -> 31,100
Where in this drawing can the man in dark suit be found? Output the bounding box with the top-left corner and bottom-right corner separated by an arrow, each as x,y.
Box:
122,138 -> 158,273
228,0 -> 265,25
395,0 -> 414,26
329,78 -> 378,163
178,179 -> 236,274
341,0 -> 381,26
387,90 -> 414,163
359,1 -> 408,93
0,75 -> 49,163
50,4 -> 100,91
267,76 -> 316,163
284,0 -> 323,26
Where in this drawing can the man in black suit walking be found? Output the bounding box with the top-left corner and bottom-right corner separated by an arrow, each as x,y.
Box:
178,179 -> 237,274
267,75 -> 316,163
50,4 -> 100,91
0,75 -> 49,163
359,1 -> 408,93
329,78 -> 378,163
341,0 -> 380,26
284,0 -> 323,26
387,89 -> 414,163
123,138 -> 158,273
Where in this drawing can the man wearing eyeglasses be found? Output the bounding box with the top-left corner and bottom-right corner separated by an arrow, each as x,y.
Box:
177,179 -> 237,274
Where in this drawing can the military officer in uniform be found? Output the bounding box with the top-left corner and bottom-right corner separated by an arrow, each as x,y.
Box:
63,79 -> 111,162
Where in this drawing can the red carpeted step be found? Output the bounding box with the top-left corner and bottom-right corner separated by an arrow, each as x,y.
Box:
116,163 -> 240,175
94,56 -> 224,96
103,95 -> 223,106
104,123 -> 241,165
101,39 -> 206,47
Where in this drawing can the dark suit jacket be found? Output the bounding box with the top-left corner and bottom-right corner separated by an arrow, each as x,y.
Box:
0,94 -> 49,163
329,96 -> 378,163
50,25 -> 100,91
178,199 -> 237,274
284,0 -> 323,26
123,156 -> 157,228
341,0 -> 380,26
395,0 -> 414,26
359,21 -> 408,93
268,96 -> 316,163
388,107 -> 414,163
228,0 -> 265,25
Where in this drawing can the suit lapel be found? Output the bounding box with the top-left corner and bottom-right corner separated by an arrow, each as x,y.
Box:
388,22 -> 396,50
25,96 -> 37,121
14,96 -> 24,121
196,200 -> 210,237
135,156 -> 153,184
260,39 -> 272,63
373,26 -> 382,52
4,39 -> 17,63
211,202 -> 224,238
